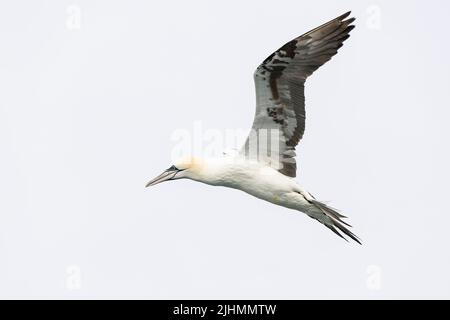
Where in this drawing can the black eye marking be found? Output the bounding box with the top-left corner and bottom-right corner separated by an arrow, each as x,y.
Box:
167,165 -> 187,172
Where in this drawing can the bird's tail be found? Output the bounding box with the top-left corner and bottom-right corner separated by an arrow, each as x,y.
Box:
308,200 -> 361,244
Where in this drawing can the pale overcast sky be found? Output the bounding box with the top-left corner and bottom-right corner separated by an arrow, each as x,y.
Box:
0,0 -> 449,298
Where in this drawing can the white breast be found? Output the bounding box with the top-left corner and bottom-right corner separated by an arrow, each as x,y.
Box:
200,158 -> 300,202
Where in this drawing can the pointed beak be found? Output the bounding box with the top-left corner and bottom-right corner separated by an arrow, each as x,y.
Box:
145,169 -> 178,187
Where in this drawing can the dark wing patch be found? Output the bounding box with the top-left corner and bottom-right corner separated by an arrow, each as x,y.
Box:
242,12 -> 355,177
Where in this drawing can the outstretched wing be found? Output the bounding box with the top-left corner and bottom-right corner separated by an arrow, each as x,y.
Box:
241,12 -> 355,177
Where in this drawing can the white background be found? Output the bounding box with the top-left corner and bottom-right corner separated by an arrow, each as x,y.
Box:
1,0 -> 449,299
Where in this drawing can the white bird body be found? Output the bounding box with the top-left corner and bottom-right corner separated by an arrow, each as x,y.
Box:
147,12 -> 361,243
188,157 -> 309,210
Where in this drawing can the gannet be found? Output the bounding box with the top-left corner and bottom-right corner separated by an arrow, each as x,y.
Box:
146,12 -> 361,243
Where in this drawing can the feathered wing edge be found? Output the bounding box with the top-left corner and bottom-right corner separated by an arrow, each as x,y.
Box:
245,12 -> 356,178
310,200 -> 362,244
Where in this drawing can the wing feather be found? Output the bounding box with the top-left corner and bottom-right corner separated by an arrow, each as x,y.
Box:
241,12 -> 355,177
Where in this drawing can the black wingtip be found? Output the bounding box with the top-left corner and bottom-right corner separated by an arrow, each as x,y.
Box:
346,25 -> 356,33
338,11 -> 352,20
345,17 -> 356,25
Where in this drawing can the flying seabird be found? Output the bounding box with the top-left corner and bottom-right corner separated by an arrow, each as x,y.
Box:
146,12 -> 361,244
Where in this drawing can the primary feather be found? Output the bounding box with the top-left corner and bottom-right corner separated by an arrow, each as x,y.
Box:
241,11 -> 355,178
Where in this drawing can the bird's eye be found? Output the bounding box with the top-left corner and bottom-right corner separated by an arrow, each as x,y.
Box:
167,165 -> 178,171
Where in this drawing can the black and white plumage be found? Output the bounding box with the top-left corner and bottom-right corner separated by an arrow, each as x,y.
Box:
242,11 -> 355,178
147,12 -> 361,244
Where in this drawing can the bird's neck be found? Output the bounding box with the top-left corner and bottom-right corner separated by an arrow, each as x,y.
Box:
187,157 -> 235,187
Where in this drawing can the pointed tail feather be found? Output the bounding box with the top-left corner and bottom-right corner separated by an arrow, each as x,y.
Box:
310,200 -> 362,244
311,200 -> 348,221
